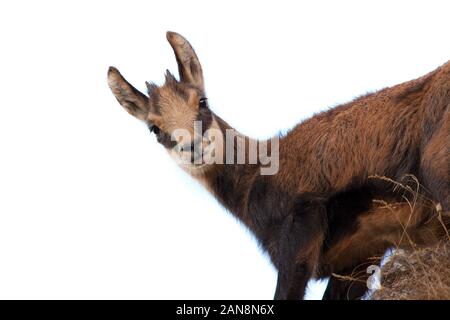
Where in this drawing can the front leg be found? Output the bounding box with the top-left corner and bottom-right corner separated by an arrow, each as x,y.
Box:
274,260 -> 315,300
274,196 -> 327,300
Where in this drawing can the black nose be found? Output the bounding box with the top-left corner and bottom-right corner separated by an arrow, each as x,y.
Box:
180,143 -> 195,152
179,137 -> 203,153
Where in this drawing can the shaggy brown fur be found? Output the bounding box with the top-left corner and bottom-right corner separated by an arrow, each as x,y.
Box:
107,32 -> 450,300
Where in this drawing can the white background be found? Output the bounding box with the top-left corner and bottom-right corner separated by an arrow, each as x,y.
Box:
0,0 -> 449,299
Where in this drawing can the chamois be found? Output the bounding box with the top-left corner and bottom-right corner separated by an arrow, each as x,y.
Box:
107,32 -> 450,300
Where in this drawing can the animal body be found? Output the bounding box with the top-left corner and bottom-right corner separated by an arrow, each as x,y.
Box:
107,32 -> 450,299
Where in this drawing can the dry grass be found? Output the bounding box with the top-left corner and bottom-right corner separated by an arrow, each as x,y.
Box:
368,175 -> 450,300
330,175 -> 450,300
371,241 -> 450,300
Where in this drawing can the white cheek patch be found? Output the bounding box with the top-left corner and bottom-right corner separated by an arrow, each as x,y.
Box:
168,147 -> 193,167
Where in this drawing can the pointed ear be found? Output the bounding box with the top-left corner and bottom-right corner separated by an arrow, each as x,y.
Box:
107,67 -> 150,121
166,31 -> 204,90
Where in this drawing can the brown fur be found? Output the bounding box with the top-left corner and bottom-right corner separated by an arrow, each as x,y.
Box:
107,32 -> 450,299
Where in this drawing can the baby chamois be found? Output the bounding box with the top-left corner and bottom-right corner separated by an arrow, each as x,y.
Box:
107,32 -> 450,300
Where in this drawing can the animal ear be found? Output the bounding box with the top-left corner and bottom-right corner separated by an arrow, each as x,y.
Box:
166,31 -> 204,90
107,67 -> 150,121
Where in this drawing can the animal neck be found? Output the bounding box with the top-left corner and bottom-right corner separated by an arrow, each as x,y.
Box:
192,114 -> 262,222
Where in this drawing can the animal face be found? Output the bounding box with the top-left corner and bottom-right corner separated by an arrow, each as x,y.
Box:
108,32 -> 223,174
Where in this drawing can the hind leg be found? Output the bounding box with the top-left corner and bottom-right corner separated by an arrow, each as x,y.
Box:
322,259 -> 381,300
322,275 -> 368,300
420,115 -> 450,213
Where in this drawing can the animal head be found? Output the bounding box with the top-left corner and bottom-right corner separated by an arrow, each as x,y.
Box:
108,32 -> 223,174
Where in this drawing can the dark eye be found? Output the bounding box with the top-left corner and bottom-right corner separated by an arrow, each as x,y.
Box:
149,125 -> 160,135
199,98 -> 208,109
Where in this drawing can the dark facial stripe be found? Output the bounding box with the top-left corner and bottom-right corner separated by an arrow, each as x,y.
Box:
196,107 -> 213,134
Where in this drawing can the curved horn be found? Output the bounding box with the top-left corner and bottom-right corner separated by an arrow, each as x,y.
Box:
166,31 -> 204,90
